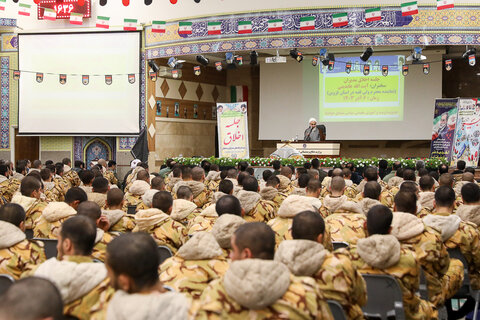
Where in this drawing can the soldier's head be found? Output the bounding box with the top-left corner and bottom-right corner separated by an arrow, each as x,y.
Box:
394,191 -> 417,215
402,169 -> 416,182
152,191 -> 173,214
172,166 -> 182,178
280,166 -> 292,179
439,173 -> 454,188
226,168 -> 238,179
20,176 -> 42,199
64,187 -> 88,210
363,167 -> 378,182
292,210 -> 325,244
461,183 -> 480,205
399,181 -> 419,199
216,195 -> 243,217
136,170 -> 150,183
306,179 -> 322,198
32,160 -> 42,170
40,168 -> 53,182
218,179 -> 234,195
62,158 -> 72,167
265,176 -> 280,189
462,172 -> 475,183
297,174 -> 310,189
77,201 -> 104,229
106,233 -> 159,294
58,216 -> 96,260
150,176 -> 165,191
237,172 -> 249,187
330,176 -> 345,196
242,176 -> 259,192
230,222 -> 275,261
106,188 -> 124,210
54,163 -> 64,177
0,164 -> 10,178
363,181 -> 381,201
262,169 -> 273,182
419,175 -> 435,192
0,277 -> 63,320
176,186 -> 193,202
191,167 -> 205,182
366,205 -> 393,236
79,170 -> 95,186
92,177 -> 109,194
0,203 -> 26,231
434,186 -> 456,213
272,160 -> 281,171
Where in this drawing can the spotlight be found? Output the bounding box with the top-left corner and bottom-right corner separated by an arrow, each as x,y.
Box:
250,51 -> 258,65
144,0 -> 152,4
328,60 -> 335,71
235,56 -> 243,66
194,66 -> 201,76
290,49 -> 303,62
226,52 -> 234,64
196,55 -> 209,66
321,53 -> 335,66
215,61 -> 223,71
167,57 -> 185,69
407,47 -> 426,63
463,48 -> 476,66
360,47 -> 373,62
363,64 -> 370,76
148,60 -> 160,73
319,48 -> 327,61
312,56 -> 319,67
345,62 -> 351,74
423,63 -> 430,75
445,59 -> 453,71
382,65 -> 388,76
402,64 -> 409,76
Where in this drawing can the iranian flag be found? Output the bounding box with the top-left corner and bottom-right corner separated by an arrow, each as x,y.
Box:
332,12 -> 348,27
437,0 -> 454,10
18,3 -> 31,16
70,12 -> 83,25
208,21 -> 221,35
0,0 -> 6,11
231,86 -> 248,103
300,16 -> 315,30
124,19 -> 137,31
401,1 -> 418,16
152,20 -> 166,33
178,22 -> 192,35
365,7 -> 381,22
96,16 -> 110,29
43,8 -> 56,21
268,19 -> 283,32
238,21 -> 252,34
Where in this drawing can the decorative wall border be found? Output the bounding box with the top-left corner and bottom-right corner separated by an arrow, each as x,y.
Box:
1,33 -> 17,52
0,19 -> 16,27
1,56 -> 9,149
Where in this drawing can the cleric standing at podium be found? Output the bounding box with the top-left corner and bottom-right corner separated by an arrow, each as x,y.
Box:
304,118 -> 325,141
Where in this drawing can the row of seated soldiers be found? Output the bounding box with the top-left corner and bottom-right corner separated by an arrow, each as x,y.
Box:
0,160 -> 479,319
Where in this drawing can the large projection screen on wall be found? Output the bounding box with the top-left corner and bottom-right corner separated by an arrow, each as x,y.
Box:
18,32 -> 141,135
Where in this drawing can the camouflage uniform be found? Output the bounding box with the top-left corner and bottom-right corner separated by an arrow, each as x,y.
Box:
103,170 -> 118,186
63,169 -> 81,189
91,229 -> 115,262
0,177 -> 18,202
52,177 -> 68,202
33,202 -> 76,239
325,213 -> 367,245
122,193 -> 143,212
11,195 -> 47,231
259,187 -> 287,212
237,190 -> 276,223
172,180 -> 213,209
102,209 -> 136,233
355,191 -> 394,208
187,206 -> 218,236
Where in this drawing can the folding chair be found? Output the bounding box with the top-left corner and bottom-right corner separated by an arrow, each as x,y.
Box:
127,205 -> 137,215
33,238 -> 58,259
25,229 -> 34,240
0,274 -> 14,296
361,274 -> 406,320
158,245 -> 173,265
327,300 -> 347,320
332,241 -> 349,251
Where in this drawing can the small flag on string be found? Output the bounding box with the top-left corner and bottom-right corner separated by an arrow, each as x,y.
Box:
178,22 -> 192,35
124,19 -> 137,31
423,63 -> 430,74
401,1 -> 418,16
70,12 -> 83,25
207,21 -> 221,35
300,16 -> 315,30
105,75 -> 112,85
437,0 -> 454,10
36,73 -> 43,83
365,7 -> 381,22
149,71 -> 157,82
152,20 -> 166,33
59,74 -> 67,85
382,65 -> 389,76
96,16 -> 110,29
402,65 -> 409,76
332,13 -> 348,27
43,8 -> 56,21
268,19 -> 283,32
13,70 -> 20,80
238,21 -> 252,34
128,74 -> 135,84
215,61 -> 222,71
345,63 -> 351,74
363,64 -> 370,76
0,0 -> 6,11
445,59 -> 453,71
328,60 -> 335,71
18,3 -> 31,16
82,75 -> 89,85
171,69 -> 179,78
193,66 -> 201,76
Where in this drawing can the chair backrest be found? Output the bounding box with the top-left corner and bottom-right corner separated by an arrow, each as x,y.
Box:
332,241 -> 349,251
447,247 -> 470,297
419,268 -> 429,301
327,300 -> 347,320
0,274 -> 14,296
25,229 -> 34,240
158,245 -> 173,265
361,274 -> 406,320
127,205 -> 137,215
33,238 -> 58,259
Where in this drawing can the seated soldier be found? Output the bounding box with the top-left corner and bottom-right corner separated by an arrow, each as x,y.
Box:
276,166 -> 294,195
165,166 -> 182,192
205,163 -> 221,192
275,211 -> 366,319
160,231 -> 229,300
359,181 -> 382,215
77,201 -> 115,262
439,173 -> 454,188
88,177 -> 110,208
50,163 -> 68,201
33,187 -> 87,239
173,167 -> 212,208
323,177 -> 362,215
259,169 -> 273,189
41,168 -> 62,202
133,191 -> 188,253
211,195 -> 246,257
170,186 -> 201,225
454,172 -> 475,197
0,164 -> 16,203
137,176 -> 165,210
98,233 -> 189,319
388,167 -> 404,189
31,216 -> 114,319
210,179 -> 233,204
419,175 -> 436,212
79,169 -> 95,194
236,175 -> 276,222
345,205 -> 437,319
457,182 -> 480,228
0,277 -> 64,320
61,158 -> 81,188
104,160 -> 118,186
392,191 -> 463,307
259,175 -> 288,210
343,168 -> 355,188
291,173 -> 309,196
159,158 -> 176,179
124,170 -> 151,211
103,188 -> 136,233
12,161 -> 26,182
194,222 -> 333,319
0,203 -> 45,279
320,168 -> 342,196
11,176 -> 47,230
355,167 -> 393,207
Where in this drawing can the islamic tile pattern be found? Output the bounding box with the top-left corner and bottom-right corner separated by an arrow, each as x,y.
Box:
0,57 -> 9,149
40,137 -> 73,151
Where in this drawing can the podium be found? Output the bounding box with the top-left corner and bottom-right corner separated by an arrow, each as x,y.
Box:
276,141 -> 341,158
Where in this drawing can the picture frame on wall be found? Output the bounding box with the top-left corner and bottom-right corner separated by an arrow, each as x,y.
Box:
194,104 -> 198,119
212,105 -> 217,120
174,102 -> 179,117
156,100 -> 161,116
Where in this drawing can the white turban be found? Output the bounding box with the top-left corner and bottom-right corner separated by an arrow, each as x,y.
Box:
130,159 -> 141,169
309,118 -> 317,124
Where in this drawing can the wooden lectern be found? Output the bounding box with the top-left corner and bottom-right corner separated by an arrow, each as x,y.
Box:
276,141 -> 341,158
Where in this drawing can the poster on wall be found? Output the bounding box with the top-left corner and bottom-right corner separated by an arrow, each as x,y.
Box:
430,98 -> 458,162
451,98 -> 480,167
217,102 -> 249,159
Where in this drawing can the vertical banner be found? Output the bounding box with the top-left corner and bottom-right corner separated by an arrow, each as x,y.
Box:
217,102 -> 249,158
452,98 -> 480,166
430,98 -> 458,161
